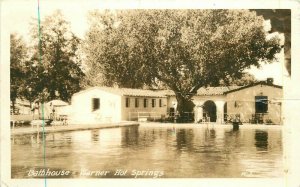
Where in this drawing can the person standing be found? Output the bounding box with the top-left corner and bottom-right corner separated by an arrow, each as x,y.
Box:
31,101 -> 40,120
49,102 -> 56,120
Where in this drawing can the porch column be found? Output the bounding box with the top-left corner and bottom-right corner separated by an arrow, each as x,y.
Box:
194,101 -> 204,123
215,100 -> 225,124
171,101 -> 177,112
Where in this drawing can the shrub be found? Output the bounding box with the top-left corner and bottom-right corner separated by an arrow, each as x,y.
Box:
265,119 -> 273,125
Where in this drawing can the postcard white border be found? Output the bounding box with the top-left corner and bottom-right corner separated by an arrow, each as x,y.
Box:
1,0 -> 300,187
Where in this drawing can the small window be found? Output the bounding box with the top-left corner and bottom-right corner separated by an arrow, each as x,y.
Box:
159,99 -> 162,107
135,98 -> 139,108
255,96 -> 268,113
152,99 -> 156,107
144,99 -> 148,108
92,98 -> 100,111
126,98 -> 130,108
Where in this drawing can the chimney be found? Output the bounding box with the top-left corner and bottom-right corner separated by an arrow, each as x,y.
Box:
266,78 -> 274,85
113,83 -> 119,88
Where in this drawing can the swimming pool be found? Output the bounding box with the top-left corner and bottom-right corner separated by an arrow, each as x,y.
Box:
11,125 -> 283,178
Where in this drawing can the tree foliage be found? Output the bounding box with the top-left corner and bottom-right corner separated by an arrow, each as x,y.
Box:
84,9 -> 282,115
10,33 -> 28,112
219,72 -> 258,86
26,10 -> 84,102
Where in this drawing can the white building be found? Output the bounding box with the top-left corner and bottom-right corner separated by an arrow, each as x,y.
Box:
69,80 -> 283,125
70,87 -> 167,124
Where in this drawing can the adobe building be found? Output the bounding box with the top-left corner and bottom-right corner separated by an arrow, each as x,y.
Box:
165,86 -> 240,123
69,79 -> 283,125
225,80 -> 283,124
70,87 -> 167,124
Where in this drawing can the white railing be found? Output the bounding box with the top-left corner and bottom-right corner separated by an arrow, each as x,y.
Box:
128,111 -> 195,122
128,112 -> 163,122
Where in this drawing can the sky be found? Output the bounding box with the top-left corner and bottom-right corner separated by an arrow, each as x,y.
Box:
3,0 -> 288,86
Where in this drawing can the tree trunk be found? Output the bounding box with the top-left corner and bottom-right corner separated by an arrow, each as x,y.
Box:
11,100 -> 16,114
175,94 -> 195,122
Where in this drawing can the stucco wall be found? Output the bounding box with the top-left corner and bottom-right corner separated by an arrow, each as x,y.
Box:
193,95 -> 227,123
121,96 -> 168,121
167,95 -> 227,123
226,85 -> 283,124
70,88 -> 122,124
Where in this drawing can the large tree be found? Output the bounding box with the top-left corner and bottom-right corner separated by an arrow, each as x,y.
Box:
27,10 -> 84,102
219,72 -> 258,86
252,9 -> 291,75
84,10 -> 281,116
10,33 -> 28,113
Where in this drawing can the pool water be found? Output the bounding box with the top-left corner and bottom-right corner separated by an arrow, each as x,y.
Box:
11,125 -> 283,178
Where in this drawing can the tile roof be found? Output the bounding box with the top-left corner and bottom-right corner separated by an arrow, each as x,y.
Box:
76,86 -> 241,98
224,81 -> 283,94
161,86 -> 241,96
100,87 -> 167,97
76,87 -> 167,98
46,100 -> 69,106
196,86 -> 241,96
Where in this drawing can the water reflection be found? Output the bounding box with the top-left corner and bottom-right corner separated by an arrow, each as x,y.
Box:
223,129 -> 242,149
11,126 -> 283,178
204,128 -> 216,139
121,126 -> 139,147
255,130 -> 268,151
176,129 -> 194,151
91,130 -> 99,142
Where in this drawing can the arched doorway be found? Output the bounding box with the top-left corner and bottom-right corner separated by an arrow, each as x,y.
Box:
203,100 -> 217,122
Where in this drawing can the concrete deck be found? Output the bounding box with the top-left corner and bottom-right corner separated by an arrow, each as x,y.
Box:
11,121 -> 283,136
139,122 -> 283,129
11,121 -> 139,135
